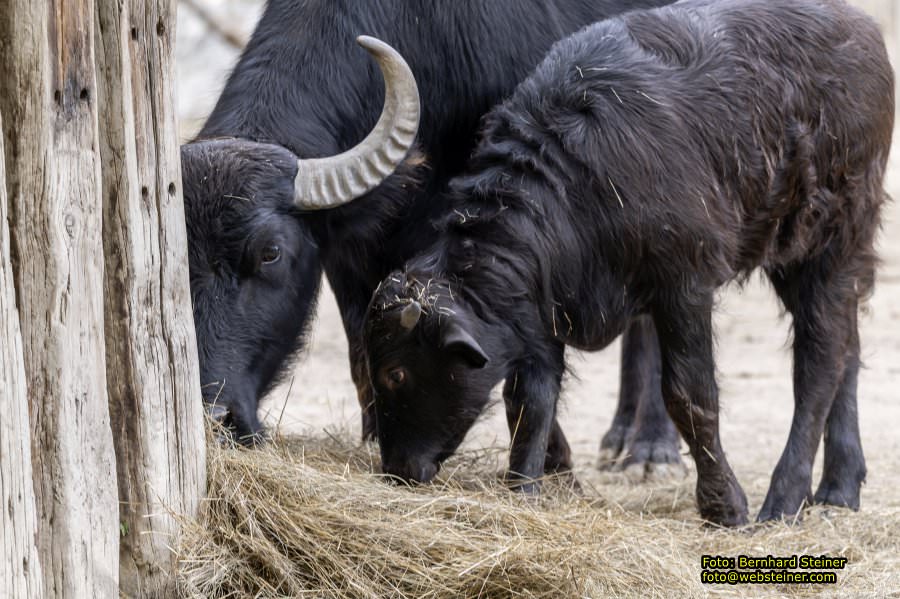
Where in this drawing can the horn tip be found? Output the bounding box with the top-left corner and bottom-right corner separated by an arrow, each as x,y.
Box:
357,35 -> 399,59
356,35 -> 381,51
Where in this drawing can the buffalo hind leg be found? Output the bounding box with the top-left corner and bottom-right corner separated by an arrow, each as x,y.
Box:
504,345 -> 567,493
600,316 -> 684,479
653,293 -> 748,526
597,320 -> 641,464
814,335 -> 865,509
759,263 -> 861,521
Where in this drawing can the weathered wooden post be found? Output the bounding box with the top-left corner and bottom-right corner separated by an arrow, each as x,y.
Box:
1,1 -> 206,595
0,2 -> 120,597
95,0 -> 206,595
0,109 -> 44,599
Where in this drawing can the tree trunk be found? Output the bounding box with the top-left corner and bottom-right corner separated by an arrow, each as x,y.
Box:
94,0 -> 206,595
0,110 -> 44,599
0,2 -> 119,598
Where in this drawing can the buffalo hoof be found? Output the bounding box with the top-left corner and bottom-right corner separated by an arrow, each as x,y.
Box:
705,510 -> 750,528
507,473 -> 541,496
544,428 -> 575,475
623,460 -> 687,483
618,437 -> 686,482
813,480 -> 861,511
597,423 -> 631,469
698,477 -> 749,527
757,487 -> 813,524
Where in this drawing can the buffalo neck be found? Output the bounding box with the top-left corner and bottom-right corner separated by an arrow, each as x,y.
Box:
428,162 -> 637,354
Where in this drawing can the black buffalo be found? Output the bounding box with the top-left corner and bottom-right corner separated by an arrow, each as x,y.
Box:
181,0 -> 677,471
364,0 -> 894,526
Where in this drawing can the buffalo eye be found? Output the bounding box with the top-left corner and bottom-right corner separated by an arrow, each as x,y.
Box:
260,245 -> 281,265
383,367 -> 408,391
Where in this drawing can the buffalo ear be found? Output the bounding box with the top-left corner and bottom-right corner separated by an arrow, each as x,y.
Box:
440,322 -> 489,369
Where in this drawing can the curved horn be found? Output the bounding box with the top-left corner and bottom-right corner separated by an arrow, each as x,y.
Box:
293,36 -> 421,210
400,301 -> 422,330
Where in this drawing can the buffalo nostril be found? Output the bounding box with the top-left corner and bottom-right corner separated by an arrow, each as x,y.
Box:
381,458 -> 440,485
418,462 -> 438,484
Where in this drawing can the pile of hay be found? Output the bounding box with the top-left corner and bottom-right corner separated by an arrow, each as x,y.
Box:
176,432 -> 900,598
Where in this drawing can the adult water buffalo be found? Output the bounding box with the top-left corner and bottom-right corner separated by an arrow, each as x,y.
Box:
181,0 -> 677,475
363,0 -> 893,525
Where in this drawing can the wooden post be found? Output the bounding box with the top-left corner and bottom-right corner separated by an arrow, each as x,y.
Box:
0,1 -> 119,597
0,110 -> 44,599
94,0 -> 206,595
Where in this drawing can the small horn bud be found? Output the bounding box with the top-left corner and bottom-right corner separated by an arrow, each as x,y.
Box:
400,301 -> 422,330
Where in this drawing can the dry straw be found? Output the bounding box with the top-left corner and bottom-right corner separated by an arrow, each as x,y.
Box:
176,432 -> 900,598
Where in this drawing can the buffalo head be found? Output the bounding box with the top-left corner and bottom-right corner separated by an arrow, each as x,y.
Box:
364,271 -> 499,483
181,37 -> 421,443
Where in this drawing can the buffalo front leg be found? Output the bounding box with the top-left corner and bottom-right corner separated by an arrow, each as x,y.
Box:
601,315 -> 684,479
504,345 -> 566,494
653,294 -> 748,526
504,377 -> 573,477
759,266 -> 860,521
328,275 -> 378,442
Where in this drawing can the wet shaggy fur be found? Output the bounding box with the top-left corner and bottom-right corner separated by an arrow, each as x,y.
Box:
365,0 -> 894,526
181,0 -> 675,444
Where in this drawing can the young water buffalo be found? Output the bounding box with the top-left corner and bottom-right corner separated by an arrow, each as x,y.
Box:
364,0 -> 894,525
